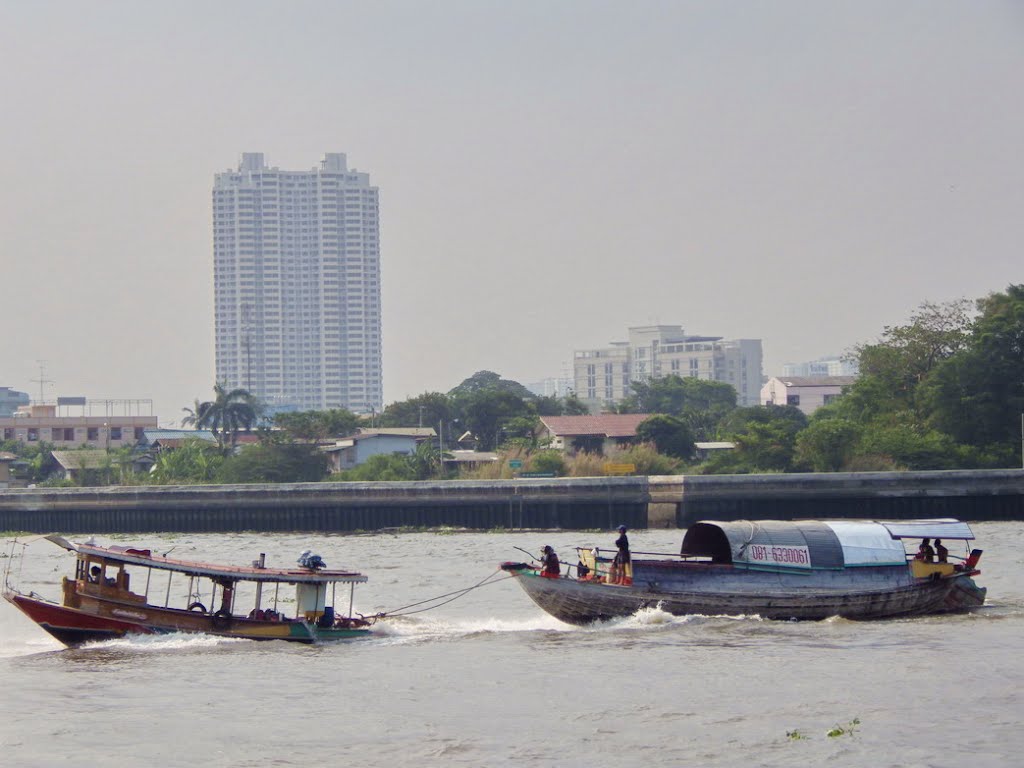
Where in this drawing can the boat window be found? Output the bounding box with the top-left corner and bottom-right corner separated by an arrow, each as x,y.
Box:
680,524 -> 733,563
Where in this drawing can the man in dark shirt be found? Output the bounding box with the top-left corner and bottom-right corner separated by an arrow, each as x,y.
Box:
540,545 -> 560,578
613,525 -> 631,584
916,538 -> 935,562
934,538 -> 949,563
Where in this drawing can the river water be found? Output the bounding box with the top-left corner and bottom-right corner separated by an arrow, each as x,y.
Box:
1,523 -> 1021,767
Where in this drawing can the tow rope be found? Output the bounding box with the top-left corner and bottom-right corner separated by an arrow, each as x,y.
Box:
363,569 -> 514,621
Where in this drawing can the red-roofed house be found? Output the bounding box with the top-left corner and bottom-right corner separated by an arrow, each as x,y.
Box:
537,414 -> 653,454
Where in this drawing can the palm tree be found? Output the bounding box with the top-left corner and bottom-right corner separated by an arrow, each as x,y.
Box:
181,398 -> 210,429
189,384 -> 260,452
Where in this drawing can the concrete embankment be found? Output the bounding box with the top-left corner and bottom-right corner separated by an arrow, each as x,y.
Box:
0,469 -> 1022,534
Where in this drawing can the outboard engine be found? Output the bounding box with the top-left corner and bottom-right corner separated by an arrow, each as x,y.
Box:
298,551 -> 326,570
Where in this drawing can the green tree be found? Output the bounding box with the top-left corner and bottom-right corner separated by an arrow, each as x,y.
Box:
635,414 -> 695,459
379,392 -> 452,429
335,453 -> 418,481
794,418 -> 861,472
562,392 -> 591,416
921,285 -> 1024,460
529,449 -> 567,476
149,438 -> 225,484
273,409 -> 359,441
217,442 -> 329,483
621,375 -> 737,416
449,370 -> 534,399
457,389 -> 533,451
705,406 -> 807,473
405,440 -> 448,480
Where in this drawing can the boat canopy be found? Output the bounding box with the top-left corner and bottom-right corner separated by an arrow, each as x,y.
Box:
874,519 -> 976,541
44,534 -> 367,584
679,519 -> 942,569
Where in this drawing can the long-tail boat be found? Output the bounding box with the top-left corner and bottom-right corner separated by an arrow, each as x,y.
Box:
3,535 -> 372,646
501,518 -> 987,623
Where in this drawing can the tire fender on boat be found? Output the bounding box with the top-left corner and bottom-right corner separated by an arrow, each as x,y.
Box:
211,609 -> 232,630
187,602 -> 208,614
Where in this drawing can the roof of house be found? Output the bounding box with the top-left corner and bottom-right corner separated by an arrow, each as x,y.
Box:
144,429 -> 216,442
51,450 -> 112,470
357,428 -> 436,438
539,414 -> 654,438
323,430 -> 431,452
770,376 -> 858,388
0,451 -> 18,462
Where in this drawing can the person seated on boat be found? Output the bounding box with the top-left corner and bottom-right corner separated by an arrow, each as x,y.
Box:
934,538 -> 948,563
88,566 -> 101,584
916,538 -> 935,562
540,545 -> 561,578
576,557 -> 590,580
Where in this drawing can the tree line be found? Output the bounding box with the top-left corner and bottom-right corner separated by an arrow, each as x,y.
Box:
6,284 -> 1020,485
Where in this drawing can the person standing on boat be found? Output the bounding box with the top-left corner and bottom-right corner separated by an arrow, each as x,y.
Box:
916,538 -> 935,562
934,538 -> 949,563
614,525 -> 631,585
540,545 -> 561,578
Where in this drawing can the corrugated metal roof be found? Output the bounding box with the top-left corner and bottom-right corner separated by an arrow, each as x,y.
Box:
539,414 -> 654,438
51,450 -> 112,470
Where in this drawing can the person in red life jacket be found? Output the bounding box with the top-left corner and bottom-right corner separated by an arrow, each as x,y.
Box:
540,545 -> 560,578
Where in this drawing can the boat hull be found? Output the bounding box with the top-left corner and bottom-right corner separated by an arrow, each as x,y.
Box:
505,569 -> 987,624
4,591 -> 371,647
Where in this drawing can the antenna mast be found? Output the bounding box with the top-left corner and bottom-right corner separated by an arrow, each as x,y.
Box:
31,360 -> 54,404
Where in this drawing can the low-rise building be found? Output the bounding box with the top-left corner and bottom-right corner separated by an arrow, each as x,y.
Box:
760,376 -> 858,416
323,428 -> 436,472
0,399 -> 158,449
537,414 -> 653,455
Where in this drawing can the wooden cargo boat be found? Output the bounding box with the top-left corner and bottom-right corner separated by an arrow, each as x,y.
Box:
3,535 -> 372,646
500,519 -> 987,624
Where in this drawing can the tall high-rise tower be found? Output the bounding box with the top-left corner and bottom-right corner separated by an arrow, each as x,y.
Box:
213,153 -> 382,414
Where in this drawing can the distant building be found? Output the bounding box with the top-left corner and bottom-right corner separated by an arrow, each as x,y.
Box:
0,399 -> 157,449
573,325 -> 763,409
0,387 -> 30,417
323,427 -> 436,472
213,152 -> 382,415
782,356 -> 859,378
525,377 -> 574,398
760,376 -> 858,416
537,414 -> 653,454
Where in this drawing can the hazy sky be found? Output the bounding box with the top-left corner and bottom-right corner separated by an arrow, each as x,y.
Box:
2,1 -> 1022,424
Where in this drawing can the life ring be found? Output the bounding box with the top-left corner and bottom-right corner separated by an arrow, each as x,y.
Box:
211,608 -> 232,630
187,602 -> 208,614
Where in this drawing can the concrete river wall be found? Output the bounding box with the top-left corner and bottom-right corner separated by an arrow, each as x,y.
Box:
1,469 -> 1023,534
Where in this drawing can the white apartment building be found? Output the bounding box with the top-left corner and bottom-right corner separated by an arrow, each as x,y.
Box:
574,325 -> 763,408
213,153 -> 382,414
